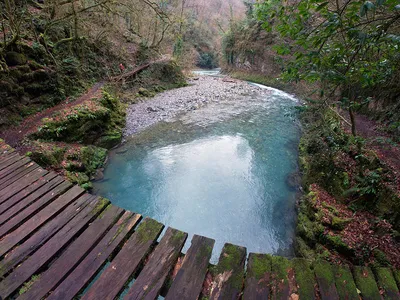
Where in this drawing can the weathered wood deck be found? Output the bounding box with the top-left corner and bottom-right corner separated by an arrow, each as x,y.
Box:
0,140 -> 400,300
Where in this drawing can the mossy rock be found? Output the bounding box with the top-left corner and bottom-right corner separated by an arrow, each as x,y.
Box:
28,146 -> 66,168
323,234 -> 354,256
294,237 -> 316,260
296,212 -> 324,244
66,171 -> 92,190
80,145 -> 107,173
137,87 -> 155,97
331,216 -> 351,230
373,249 -> 391,267
32,105 -> 110,142
5,52 -> 27,66
95,132 -> 122,149
64,160 -> 85,172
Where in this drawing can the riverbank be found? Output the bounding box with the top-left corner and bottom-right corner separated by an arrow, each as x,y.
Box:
123,75 -> 272,137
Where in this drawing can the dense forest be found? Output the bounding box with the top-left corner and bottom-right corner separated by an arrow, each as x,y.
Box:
1,0 -> 400,278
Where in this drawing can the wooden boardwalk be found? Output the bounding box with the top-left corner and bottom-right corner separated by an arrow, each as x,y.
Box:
0,140 -> 400,300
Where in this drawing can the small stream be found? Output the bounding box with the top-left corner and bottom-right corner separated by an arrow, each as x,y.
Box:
94,72 -> 301,262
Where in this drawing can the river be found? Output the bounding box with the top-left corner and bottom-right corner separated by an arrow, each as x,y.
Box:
94,71 -> 301,262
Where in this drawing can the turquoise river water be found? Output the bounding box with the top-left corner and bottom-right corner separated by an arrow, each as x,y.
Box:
93,79 -> 301,262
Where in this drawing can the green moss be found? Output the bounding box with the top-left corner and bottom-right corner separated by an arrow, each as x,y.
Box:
393,270 -> 400,289
95,132 -> 122,149
170,230 -> 187,247
292,258 -> 316,300
331,216 -> 351,230
80,146 -> 107,173
296,212 -> 324,243
91,197 -> 110,216
314,260 -> 334,282
374,267 -> 400,299
137,87 -> 156,98
353,266 -> 382,300
294,237 -> 316,260
323,234 -> 353,256
28,146 -> 66,168
373,249 -> 390,267
213,244 -> 246,291
271,256 -> 292,298
5,52 -> 27,66
195,244 -> 213,264
66,171 -> 90,186
136,218 -> 163,243
321,202 -> 340,215
334,265 -> 359,300
248,254 -> 272,280
19,274 -> 40,295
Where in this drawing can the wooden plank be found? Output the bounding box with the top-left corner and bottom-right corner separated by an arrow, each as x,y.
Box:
313,260 -> 340,300
0,180 -> 72,238
0,163 -> 38,189
270,255 -> 294,299
124,227 -> 188,300
0,183 -> 81,256
0,176 -> 64,226
209,243 -> 246,300
292,258 -> 317,300
19,205 -> 125,300
374,268 -> 400,300
0,174 -> 62,216
47,212 -> 142,300
0,172 -> 58,213
0,152 -> 16,161
82,217 -> 164,300
0,194 -> 93,278
165,235 -> 215,300
0,157 -> 31,180
0,167 -> 49,204
0,195 -> 108,299
353,266 -> 382,300
243,253 -> 272,300
334,264 -> 359,300
0,153 -> 22,171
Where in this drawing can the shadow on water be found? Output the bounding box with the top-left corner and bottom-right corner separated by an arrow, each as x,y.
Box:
94,78 -> 302,262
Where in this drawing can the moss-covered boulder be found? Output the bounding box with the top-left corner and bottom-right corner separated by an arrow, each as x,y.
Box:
27,144 -> 66,167
5,52 -> 27,66
26,141 -> 107,190
66,171 -> 92,190
30,89 -> 125,149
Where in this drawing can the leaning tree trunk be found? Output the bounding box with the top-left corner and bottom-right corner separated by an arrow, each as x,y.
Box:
349,106 -> 356,136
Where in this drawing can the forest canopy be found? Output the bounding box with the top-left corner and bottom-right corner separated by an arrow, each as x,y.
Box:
255,0 -> 400,135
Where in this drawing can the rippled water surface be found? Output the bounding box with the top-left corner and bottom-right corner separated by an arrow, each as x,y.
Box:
94,81 -> 300,261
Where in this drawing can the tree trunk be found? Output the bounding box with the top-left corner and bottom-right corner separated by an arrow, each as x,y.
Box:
349,106 -> 356,136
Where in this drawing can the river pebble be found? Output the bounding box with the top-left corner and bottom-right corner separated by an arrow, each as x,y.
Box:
123,76 -> 269,138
